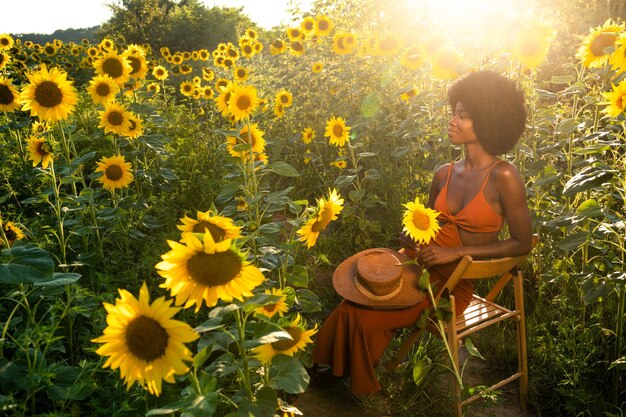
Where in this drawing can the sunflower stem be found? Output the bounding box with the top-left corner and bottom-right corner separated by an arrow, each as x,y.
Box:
49,160 -> 68,268
234,308 -> 254,401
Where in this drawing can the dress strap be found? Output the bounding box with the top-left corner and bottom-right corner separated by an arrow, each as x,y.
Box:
444,162 -> 454,188
479,160 -> 504,192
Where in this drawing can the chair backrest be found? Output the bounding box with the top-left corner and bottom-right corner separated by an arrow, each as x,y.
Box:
434,235 -> 539,303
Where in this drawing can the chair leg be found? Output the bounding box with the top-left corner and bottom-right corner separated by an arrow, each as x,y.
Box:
514,271 -> 528,410
447,295 -> 462,417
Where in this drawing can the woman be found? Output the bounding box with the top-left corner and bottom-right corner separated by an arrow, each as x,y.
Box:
311,70 -> 533,397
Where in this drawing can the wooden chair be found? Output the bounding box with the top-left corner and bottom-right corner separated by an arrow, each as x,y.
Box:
387,235 -> 539,417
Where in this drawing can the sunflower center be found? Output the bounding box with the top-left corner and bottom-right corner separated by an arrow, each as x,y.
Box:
332,124 -> 343,137
187,250 -> 243,286
318,20 -> 329,31
237,69 -> 245,78
0,38 -> 9,47
244,45 -> 252,54
292,42 -> 304,52
192,221 -> 227,241
36,141 -> 49,157
96,83 -> 111,97
412,210 -> 431,231
0,85 -> 15,105
105,164 -> 124,181
4,227 -> 16,241
264,303 -> 278,313
107,111 -> 124,126
590,33 -> 617,57
271,326 -> 302,351
125,315 -> 169,363
127,56 -> 141,74
44,46 -> 55,55
311,206 -> 334,232
103,57 -> 124,78
280,95 -> 289,104
304,21 -> 314,31
237,95 -> 251,111
619,95 -> 626,110
156,69 -> 164,76
34,81 -> 63,108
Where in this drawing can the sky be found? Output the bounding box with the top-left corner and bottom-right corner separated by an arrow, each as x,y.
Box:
3,0 -> 313,35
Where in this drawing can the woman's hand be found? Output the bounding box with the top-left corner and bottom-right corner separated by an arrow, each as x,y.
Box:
416,245 -> 462,267
399,232 -> 420,258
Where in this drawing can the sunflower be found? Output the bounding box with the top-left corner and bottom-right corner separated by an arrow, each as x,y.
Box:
240,42 -> 255,58
402,197 -> 441,245
236,196 -> 249,211
26,136 -> 54,168
146,82 -> 160,94
302,127 -> 315,144
332,32 -> 356,55
512,25 -> 555,70
400,87 -> 419,103
289,41 -> 305,57
577,19 -> 624,69
202,86 -> 214,100
400,46 -> 423,70
0,34 -> 14,50
275,90 -> 293,108
273,102 -> 285,118
43,43 -> 58,56
2,221 -> 25,245
251,314 -> 317,364
297,189 -> 344,248
87,46 -> 100,58
301,17 -> 316,36
226,123 -> 266,160
254,288 -> 290,318
233,66 -> 249,82
334,159 -> 347,169
123,46 -> 149,79
87,74 -> 119,105
227,84 -> 259,121
287,27 -> 304,42
91,282 -> 199,396
99,102 -> 132,136
177,211 -> 242,242
215,82 -> 235,117
375,35 -> 401,56
95,154 -> 133,191
306,62 -> 322,76
314,15 -> 333,37
20,64 -> 78,122
270,39 -> 287,55
180,81 -> 195,97
0,52 -> 9,71
151,65 -> 168,81
245,28 -> 258,40
601,82 -> 626,117
99,37 -> 115,51
430,48 -> 462,80
93,51 -> 132,85
180,64 -> 193,75
155,232 -> 265,311
609,34 -> 626,72
0,77 -> 21,113
324,116 -> 350,147
202,67 -> 215,81
126,113 -> 144,139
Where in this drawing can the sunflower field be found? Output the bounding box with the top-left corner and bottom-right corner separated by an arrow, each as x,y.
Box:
1,0 -> 626,415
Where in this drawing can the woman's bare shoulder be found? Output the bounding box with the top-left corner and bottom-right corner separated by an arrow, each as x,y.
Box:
493,160 -> 525,190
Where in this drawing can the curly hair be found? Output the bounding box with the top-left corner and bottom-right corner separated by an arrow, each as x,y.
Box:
447,71 -> 526,156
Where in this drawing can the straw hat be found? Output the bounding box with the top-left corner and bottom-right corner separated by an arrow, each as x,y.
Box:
332,248 -> 425,310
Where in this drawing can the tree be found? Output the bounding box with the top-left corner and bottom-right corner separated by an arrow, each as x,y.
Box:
98,0 -> 257,52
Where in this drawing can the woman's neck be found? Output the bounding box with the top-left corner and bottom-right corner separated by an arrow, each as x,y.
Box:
461,143 -> 498,171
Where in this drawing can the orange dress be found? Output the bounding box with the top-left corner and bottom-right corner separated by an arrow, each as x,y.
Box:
312,161 -> 505,395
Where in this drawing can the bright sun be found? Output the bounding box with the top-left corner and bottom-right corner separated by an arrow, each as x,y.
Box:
405,0 -> 531,51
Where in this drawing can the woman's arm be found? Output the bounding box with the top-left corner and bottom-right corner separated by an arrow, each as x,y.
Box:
417,163 -> 532,267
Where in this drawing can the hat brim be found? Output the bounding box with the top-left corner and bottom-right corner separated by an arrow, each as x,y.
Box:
332,248 -> 426,310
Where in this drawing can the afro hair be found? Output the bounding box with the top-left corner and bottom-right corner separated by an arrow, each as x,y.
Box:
447,71 -> 526,156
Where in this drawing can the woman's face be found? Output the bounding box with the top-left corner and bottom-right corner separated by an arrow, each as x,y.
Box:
448,101 -> 478,145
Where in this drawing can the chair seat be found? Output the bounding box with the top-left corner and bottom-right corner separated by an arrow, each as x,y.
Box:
455,295 -> 519,340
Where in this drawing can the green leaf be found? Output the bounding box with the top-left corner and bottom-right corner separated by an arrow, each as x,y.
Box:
0,244 -> 54,284
181,393 -> 218,417
575,199 -> 603,219
412,358 -> 431,388
269,355 -> 309,394
562,164 -> 616,196
268,161 -> 300,177
556,232 -> 591,251
464,338 -> 485,360
286,265 -> 308,287
334,175 -> 356,187
295,288 -> 321,312
418,270 -> 430,290
557,118 -> 580,135
360,92 -> 380,118
216,181 -> 242,202
33,272 -> 81,286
